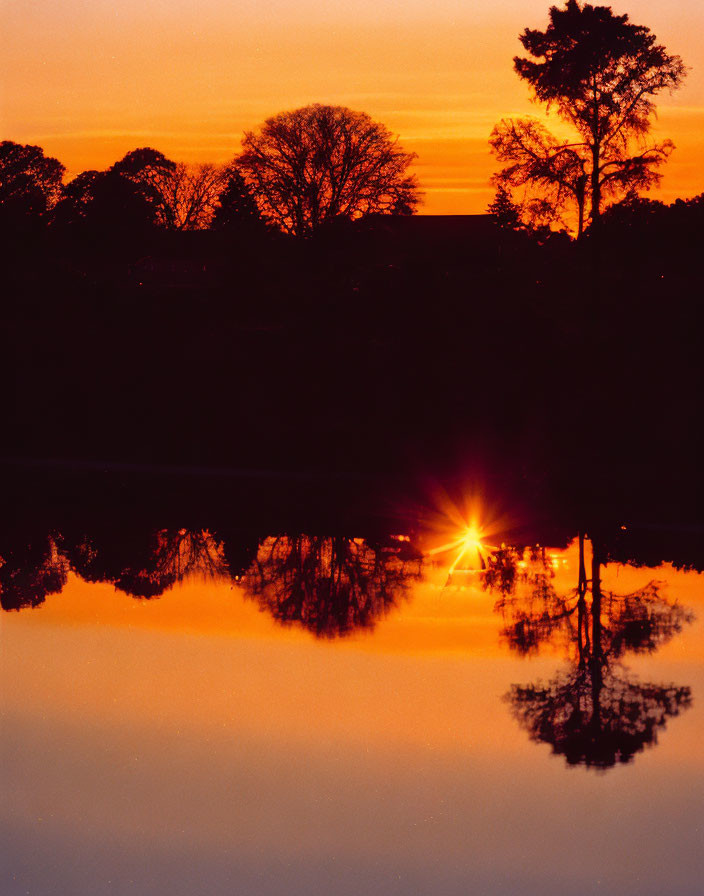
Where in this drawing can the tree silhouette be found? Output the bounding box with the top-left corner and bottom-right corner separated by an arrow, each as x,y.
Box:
68,528 -> 230,598
211,167 -> 265,232
217,529 -> 261,580
241,534 -> 423,637
111,147 -> 175,191
54,149 -> 231,233
487,184 -> 524,231
0,141 -> 65,232
485,536 -> 694,768
484,546 -> 567,655
509,666 -> 691,769
113,150 -> 228,230
109,146 -> 176,226
0,533 -> 68,611
490,118 -> 590,235
52,168 -> 160,237
235,104 -> 420,236
158,163 -> 228,230
490,1 -> 686,235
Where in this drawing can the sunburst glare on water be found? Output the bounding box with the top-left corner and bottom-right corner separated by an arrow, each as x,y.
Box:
427,524 -> 496,573
418,488 -> 507,577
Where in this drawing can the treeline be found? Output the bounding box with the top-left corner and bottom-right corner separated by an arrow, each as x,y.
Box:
3,135 -> 704,250
0,141 -> 263,241
3,138 -> 703,528
1,106 -> 420,242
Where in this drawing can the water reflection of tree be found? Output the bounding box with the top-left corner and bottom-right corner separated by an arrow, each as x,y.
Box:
511,668 -> 690,769
69,528 -> 231,598
1,528 -> 420,633
0,533 -> 69,611
486,545 -> 566,655
241,535 -> 423,638
485,537 -> 693,769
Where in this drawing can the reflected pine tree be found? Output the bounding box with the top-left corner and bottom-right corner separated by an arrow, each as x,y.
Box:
241,535 -> 423,637
0,533 -> 68,611
216,531 -> 260,581
510,667 -> 691,769
485,536 -> 694,769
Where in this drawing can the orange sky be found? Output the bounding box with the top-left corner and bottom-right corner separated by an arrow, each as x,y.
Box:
2,1 -> 703,213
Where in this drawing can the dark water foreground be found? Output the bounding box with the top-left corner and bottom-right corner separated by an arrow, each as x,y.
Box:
2,465 -> 703,895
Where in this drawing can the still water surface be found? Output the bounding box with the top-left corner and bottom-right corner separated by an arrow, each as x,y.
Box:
2,529 -> 703,895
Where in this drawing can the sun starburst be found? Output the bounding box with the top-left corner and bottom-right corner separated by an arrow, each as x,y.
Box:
427,524 -> 498,573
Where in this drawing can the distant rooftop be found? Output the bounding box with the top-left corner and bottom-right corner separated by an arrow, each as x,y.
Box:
362,213 -> 495,229
355,213 -> 499,252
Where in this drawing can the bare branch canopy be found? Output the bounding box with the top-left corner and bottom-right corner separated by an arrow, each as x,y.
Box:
234,104 -> 421,236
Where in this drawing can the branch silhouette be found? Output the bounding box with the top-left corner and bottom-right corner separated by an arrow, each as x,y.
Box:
485,535 -> 694,769
241,534 -> 423,637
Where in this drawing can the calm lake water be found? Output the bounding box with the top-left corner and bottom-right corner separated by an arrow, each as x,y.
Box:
2,525 -> 703,895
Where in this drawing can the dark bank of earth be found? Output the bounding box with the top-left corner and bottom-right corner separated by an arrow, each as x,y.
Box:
4,213 -> 703,532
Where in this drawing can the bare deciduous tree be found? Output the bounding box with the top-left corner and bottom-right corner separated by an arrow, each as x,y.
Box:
235,104 -> 421,236
157,163 -> 228,230
241,534 -> 422,637
112,148 -> 227,229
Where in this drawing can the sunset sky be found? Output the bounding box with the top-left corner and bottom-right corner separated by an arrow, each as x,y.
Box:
3,0 -> 704,213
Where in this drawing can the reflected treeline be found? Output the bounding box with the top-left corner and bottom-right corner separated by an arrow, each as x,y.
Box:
484,537 -> 694,770
241,535 -> 423,638
69,528 -> 232,598
0,533 -> 68,611
0,526 -> 422,638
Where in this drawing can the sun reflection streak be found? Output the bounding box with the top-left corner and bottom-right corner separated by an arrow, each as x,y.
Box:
427,524 -> 499,575
409,484 -> 512,584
